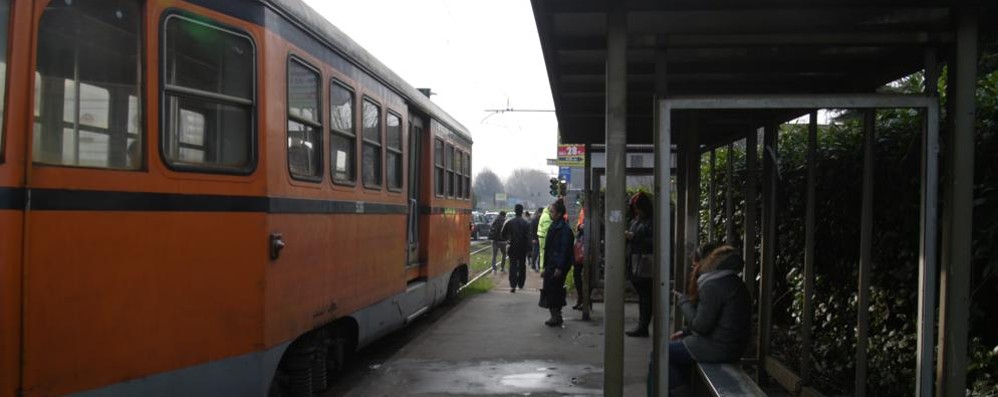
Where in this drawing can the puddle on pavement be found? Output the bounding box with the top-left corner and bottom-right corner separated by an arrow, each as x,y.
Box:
387,359 -> 602,395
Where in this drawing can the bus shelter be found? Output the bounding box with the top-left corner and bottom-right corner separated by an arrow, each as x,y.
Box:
531,1 -> 995,396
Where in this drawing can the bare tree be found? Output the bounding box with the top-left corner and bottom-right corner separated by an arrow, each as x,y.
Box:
505,168 -> 552,210
473,168 -> 504,209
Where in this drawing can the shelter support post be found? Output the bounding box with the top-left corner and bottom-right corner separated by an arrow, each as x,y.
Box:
801,111 -> 818,388
676,115 -> 701,329
855,110 -> 875,397
582,143 -> 592,321
936,5 -> 976,396
602,7 -> 627,397
674,130 -> 687,332
743,129 -> 759,303
725,142 -> 735,244
914,46 -> 938,397
653,103 -> 673,397
708,149 -> 716,241
757,123 -> 778,384
652,50 -> 670,396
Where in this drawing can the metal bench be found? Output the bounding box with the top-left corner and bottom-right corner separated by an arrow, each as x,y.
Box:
694,363 -> 767,397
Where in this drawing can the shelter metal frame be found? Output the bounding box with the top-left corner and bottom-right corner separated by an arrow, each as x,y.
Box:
654,94 -> 938,396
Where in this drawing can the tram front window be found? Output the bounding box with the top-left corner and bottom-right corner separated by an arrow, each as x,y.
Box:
32,0 -> 142,169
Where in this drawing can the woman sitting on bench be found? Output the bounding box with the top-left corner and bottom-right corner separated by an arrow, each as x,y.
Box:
668,243 -> 752,394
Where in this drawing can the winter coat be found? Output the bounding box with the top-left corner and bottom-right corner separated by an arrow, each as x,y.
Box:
501,215 -> 531,256
678,250 -> 751,363
626,216 -> 654,279
488,216 -> 506,241
540,217 -> 573,308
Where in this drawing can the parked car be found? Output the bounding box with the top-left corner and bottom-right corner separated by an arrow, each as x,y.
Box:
471,211 -> 491,240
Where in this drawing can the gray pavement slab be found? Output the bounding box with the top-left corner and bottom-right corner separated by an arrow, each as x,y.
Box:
324,270 -> 653,396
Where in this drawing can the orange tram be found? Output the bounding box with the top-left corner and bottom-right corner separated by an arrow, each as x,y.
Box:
0,0 -> 473,395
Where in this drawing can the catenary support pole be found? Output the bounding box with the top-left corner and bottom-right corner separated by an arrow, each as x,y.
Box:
936,6 -> 976,397
757,123 -> 778,384
652,50 -> 670,396
801,111 -> 819,387
855,110 -> 875,397
602,7 -> 627,397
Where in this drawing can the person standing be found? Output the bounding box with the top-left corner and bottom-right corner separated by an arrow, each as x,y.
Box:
530,207 -> 544,272
501,204 -> 531,293
625,192 -> 654,337
540,199 -> 573,326
536,206 -> 553,271
488,212 -> 508,273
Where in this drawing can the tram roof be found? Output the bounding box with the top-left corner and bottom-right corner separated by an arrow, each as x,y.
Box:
264,0 -> 473,144
531,0 -> 997,147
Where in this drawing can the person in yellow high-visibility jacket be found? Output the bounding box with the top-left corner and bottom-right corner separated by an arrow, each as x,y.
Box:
536,206 -> 553,269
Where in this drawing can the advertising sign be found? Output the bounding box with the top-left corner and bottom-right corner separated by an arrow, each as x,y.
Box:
556,144 -> 585,167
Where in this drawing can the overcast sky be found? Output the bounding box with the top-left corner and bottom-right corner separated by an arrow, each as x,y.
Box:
302,0 -> 559,181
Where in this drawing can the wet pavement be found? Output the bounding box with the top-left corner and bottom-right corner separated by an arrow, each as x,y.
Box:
323,268 -> 653,396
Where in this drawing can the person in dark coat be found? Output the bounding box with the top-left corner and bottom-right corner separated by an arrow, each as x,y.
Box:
540,199 -> 573,326
488,212 -> 508,273
625,192 -> 654,337
501,204 -> 531,292
667,243 -> 751,392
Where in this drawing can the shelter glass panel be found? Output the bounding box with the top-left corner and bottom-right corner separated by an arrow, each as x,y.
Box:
330,81 -> 355,184
33,0 -> 142,169
162,15 -> 254,172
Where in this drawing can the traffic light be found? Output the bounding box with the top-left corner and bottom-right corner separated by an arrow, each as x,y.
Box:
558,180 -> 567,196
549,178 -> 559,197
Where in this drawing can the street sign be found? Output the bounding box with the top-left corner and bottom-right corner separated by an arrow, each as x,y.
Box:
558,166 -> 572,184
556,144 -> 585,167
546,158 -> 558,166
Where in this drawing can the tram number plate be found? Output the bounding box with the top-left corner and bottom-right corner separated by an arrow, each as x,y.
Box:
355,201 -> 365,214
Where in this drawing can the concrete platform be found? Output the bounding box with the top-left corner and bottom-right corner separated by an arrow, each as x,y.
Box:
323,269 -> 653,396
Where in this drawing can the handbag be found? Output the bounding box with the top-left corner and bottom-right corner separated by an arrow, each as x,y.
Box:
632,253 -> 654,278
573,239 -> 585,264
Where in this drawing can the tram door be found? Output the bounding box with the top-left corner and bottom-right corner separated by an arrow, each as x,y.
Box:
406,115 -> 424,267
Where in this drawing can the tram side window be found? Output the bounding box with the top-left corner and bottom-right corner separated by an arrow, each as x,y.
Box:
454,150 -> 464,198
32,0 -> 142,169
463,152 -> 471,199
162,15 -> 254,172
287,58 -> 322,180
386,112 -> 402,191
446,144 -> 455,197
361,99 -> 382,188
330,81 -> 355,184
0,0 -> 9,161
434,138 -> 444,197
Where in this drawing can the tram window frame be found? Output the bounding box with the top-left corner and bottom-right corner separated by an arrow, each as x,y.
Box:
446,143 -> 455,198
454,149 -> 462,200
434,138 -> 444,197
286,56 -> 323,182
463,151 -> 471,199
386,111 -> 403,192
0,0 -> 10,163
32,0 -> 144,170
361,97 -> 382,190
329,79 -> 356,186
160,13 -> 257,175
